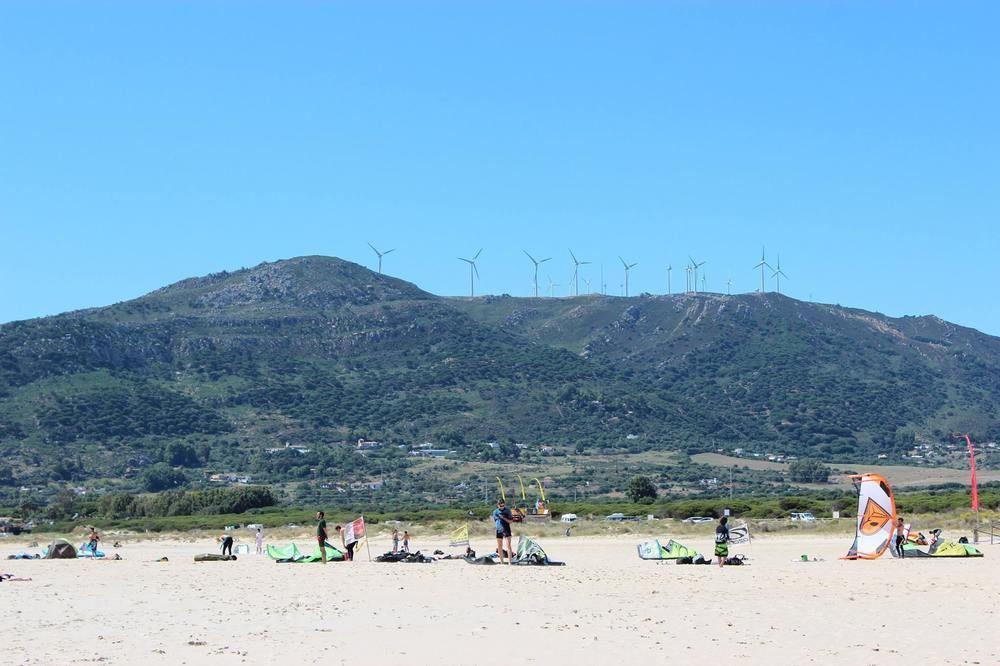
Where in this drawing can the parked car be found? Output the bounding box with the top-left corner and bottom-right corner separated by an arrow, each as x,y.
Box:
605,512 -> 626,521
790,512 -> 817,522
560,513 -> 578,524
682,516 -> 714,524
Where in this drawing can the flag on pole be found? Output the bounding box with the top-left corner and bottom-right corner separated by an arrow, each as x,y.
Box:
343,516 -> 366,546
728,520 -> 751,545
964,435 -> 980,512
450,524 -> 470,547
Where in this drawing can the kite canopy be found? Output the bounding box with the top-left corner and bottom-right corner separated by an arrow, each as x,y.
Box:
266,543 -> 303,562
267,542 -> 344,563
512,536 -> 564,566
43,539 -> 77,559
845,473 -> 897,560
637,539 -> 699,560
902,540 -> 984,558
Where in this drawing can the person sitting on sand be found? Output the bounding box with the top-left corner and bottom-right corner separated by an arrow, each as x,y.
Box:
392,528 -> 400,554
220,533 -> 234,557
492,499 -> 515,564
316,511 -> 329,564
714,516 -> 730,567
87,527 -> 100,555
255,527 -> 264,555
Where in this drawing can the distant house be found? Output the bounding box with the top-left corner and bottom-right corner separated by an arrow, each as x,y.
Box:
357,439 -> 383,450
266,442 -> 310,455
409,449 -> 451,458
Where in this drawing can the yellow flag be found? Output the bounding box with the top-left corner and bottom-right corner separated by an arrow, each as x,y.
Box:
449,523 -> 469,547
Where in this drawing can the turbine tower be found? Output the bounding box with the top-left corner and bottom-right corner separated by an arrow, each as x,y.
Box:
569,249 -> 591,296
546,275 -> 560,298
727,277 -> 732,295
583,277 -> 592,294
619,256 -> 637,297
771,254 -> 789,294
701,274 -> 707,292
666,264 -> 673,295
753,247 -> 772,293
367,242 -> 395,274
685,264 -> 692,293
689,256 -> 705,294
523,250 -> 551,298
458,249 -> 482,297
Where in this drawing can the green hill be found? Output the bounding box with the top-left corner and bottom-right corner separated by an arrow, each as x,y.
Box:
1,255 -> 997,502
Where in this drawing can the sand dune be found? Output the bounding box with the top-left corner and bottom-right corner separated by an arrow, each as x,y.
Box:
2,533 -> 996,665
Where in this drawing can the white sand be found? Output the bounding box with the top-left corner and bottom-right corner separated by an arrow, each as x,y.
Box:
2,533 -> 997,665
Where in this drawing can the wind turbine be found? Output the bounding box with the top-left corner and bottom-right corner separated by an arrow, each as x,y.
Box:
583,277 -> 592,294
753,247 -> 772,293
771,254 -> 789,294
458,249 -> 482,297
367,242 -> 395,274
684,264 -> 691,293
523,250 -> 551,298
546,275 -> 560,298
689,256 -> 705,294
727,277 -> 732,295
666,265 -> 673,295
619,256 -> 637,297
569,249 -> 591,296
701,274 -> 707,292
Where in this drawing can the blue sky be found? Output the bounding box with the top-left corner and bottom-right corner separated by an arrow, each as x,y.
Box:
2,2 -> 998,333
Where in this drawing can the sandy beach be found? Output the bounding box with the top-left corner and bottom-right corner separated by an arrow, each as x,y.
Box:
2,531 -> 997,665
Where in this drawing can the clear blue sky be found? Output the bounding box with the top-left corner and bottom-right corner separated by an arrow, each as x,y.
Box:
2,2 -> 998,333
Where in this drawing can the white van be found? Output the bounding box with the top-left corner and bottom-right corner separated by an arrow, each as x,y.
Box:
560,513 -> 578,524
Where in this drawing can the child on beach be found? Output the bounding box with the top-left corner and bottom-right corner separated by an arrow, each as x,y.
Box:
255,527 -> 264,555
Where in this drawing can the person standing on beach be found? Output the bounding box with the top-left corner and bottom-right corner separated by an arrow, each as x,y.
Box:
402,530 -> 411,554
220,533 -> 234,557
492,499 -> 515,564
335,525 -> 356,561
255,527 -> 264,555
87,527 -> 100,555
316,511 -> 329,564
392,528 -> 400,554
895,516 -> 906,559
714,516 -> 730,567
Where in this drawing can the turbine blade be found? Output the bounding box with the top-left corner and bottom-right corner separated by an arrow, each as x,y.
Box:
474,248 -> 483,259
540,257 -> 551,263
384,249 -> 395,255
569,249 -> 578,264
368,242 -> 378,253
473,263 -> 480,279
523,249 -> 535,263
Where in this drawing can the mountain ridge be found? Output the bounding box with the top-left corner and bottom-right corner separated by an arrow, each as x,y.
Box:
1,255 -> 998,496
